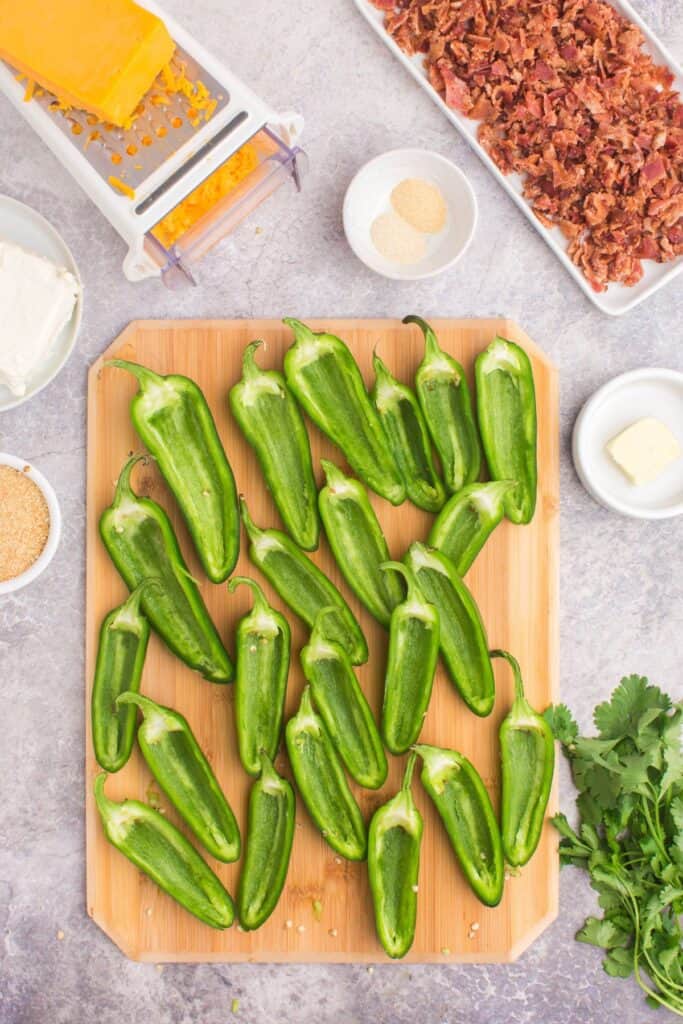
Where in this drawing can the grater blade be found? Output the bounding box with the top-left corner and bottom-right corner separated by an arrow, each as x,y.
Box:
27,47 -> 232,192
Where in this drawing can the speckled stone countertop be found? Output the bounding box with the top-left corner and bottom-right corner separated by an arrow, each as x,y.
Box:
1,1 -> 681,1021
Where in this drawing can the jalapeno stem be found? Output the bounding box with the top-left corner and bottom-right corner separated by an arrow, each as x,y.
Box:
380,561 -> 417,602
240,340 -> 266,380
490,649 -> 525,702
229,574 -> 270,614
111,453 -> 148,507
402,750 -> 418,791
309,605 -> 342,647
107,359 -> 164,390
402,316 -> 442,365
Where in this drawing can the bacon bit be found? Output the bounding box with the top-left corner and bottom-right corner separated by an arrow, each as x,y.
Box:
641,158 -> 666,183
439,63 -> 471,114
371,0 -> 683,290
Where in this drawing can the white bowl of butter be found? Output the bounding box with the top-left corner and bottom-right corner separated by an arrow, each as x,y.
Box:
572,369 -> 683,519
343,149 -> 477,280
0,196 -> 82,411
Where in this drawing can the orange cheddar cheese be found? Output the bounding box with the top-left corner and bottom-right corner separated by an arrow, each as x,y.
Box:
0,0 -> 175,127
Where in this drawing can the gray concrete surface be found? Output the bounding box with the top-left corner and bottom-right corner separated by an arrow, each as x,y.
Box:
1,0 -> 681,1021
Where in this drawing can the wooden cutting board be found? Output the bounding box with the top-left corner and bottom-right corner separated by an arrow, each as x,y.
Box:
86,318 -> 559,963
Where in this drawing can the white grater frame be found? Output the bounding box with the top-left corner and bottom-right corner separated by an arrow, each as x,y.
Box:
0,0 -> 303,281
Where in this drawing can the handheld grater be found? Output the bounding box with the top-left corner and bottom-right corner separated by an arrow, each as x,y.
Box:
0,0 -> 306,286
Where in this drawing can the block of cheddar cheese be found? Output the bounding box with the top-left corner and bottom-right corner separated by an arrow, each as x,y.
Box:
0,0 -> 175,127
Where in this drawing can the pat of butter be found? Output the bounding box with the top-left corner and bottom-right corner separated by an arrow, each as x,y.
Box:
606,417 -> 681,486
0,241 -> 79,397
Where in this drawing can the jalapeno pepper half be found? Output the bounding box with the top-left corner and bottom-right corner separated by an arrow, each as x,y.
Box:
283,318 -> 405,505
117,692 -> 241,862
229,341 -> 319,551
229,576 -> 291,777
94,774 -> 235,929
428,480 -> 516,577
475,337 -> 537,525
108,359 -> 239,582
371,352 -> 445,513
492,649 -> 554,866
405,542 -> 495,717
406,316 -> 482,494
415,743 -> 504,907
380,562 -> 439,755
237,751 -> 295,930
100,455 -> 233,683
368,752 -> 423,959
301,608 -> 387,790
91,580 -> 158,773
241,498 -> 368,665
285,686 -> 367,861
318,459 -> 403,628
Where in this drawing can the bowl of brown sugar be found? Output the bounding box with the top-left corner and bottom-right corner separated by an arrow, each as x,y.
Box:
0,454 -> 61,595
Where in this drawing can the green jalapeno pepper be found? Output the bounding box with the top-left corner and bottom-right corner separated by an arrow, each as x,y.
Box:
405,542 -> 495,717
428,480 -> 516,576
371,352 -> 445,513
368,752 -> 423,959
379,563 -> 439,755
406,315 -> 482,493
237,751 -> 295,930
94,774 -> 235,929
229,576 -> 291,776
475,337 -> 537,525
300,608 -> 387,790
108,359 -> 239,582
91,580 -> 158,773
318,460 -> 403,628
283,318 -> 405,505
240,498 -> 367,665
116,692 -> 240,862
492,649 -> 554,866
285,686 -> 367,861
415,743 -> 504,907
100,455 -> 233,682
229,341 -> 319,551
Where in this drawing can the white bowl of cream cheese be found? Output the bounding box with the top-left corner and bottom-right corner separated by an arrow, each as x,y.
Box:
0,196 -> 82,411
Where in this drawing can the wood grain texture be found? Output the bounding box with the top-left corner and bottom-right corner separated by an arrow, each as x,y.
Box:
86,318 -> 559,963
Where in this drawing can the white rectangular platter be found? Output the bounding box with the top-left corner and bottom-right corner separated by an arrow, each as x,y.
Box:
354,0 -> 683,316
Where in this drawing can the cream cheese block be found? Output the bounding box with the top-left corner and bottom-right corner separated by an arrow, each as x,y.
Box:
606,417 -> 681,486
0,240 -> 80,396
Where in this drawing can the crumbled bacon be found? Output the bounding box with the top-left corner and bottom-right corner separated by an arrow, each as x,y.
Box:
370,0 -> 683,291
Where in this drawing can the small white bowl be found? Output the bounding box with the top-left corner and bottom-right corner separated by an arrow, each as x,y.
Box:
343,148 -> 478,280
572,369 -> 683,519
0,195 -> 83,412
0,453 -> 62,595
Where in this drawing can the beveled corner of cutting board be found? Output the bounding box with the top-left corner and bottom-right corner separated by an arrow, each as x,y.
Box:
88,320 -> 145,385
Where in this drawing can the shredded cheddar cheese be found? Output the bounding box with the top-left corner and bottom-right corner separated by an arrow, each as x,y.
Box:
151,142 -> 259,248
108,175 -> 136,199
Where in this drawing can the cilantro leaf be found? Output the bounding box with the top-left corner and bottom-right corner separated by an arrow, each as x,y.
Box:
544,703 -> 578,744
593,674 -> 670,739
577,917 -> 624,949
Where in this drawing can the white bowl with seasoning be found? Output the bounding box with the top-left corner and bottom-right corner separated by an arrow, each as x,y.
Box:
0,453 -> 62,595
572,369 -> 683,519
343,148 -> 477,280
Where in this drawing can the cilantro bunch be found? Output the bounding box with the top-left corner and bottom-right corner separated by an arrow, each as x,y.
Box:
545,675 -> 682,1015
